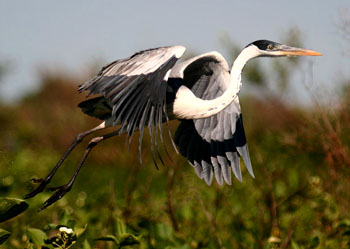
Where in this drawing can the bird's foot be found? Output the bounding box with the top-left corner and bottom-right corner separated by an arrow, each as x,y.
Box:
31,177 -> 44,183
24,177 -> 51,199
38,184 -> 72,211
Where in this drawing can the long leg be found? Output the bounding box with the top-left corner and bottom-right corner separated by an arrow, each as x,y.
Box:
39,130 -> 119,211
24,122 -> 108,199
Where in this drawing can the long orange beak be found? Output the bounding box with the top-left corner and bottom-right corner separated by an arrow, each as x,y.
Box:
278,45 -> 322,56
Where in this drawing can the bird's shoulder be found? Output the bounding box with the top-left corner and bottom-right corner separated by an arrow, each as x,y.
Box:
170,51 -> 229,78
129,45 -> 186,59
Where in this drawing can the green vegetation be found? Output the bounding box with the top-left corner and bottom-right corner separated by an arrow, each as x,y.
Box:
1,33 -> 350,248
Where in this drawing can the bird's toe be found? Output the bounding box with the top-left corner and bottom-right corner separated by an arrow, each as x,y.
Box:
38,185 -> 72,211
24,179 -> 50,199
30,177 -> 44,183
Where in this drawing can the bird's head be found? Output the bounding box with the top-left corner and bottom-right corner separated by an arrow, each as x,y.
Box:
246,40 -> 322,57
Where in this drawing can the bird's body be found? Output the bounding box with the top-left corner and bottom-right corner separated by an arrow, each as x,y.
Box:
78,47 -> 250,185
25,40 -> 321,210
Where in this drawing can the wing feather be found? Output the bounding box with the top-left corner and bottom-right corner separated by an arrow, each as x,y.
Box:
173,52 -> 253,185
79,46 -> 186,164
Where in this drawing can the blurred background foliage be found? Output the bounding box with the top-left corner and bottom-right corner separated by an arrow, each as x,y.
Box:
0,27 -> 350,248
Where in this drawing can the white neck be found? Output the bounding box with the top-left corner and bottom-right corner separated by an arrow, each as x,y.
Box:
173,45 -> 260,119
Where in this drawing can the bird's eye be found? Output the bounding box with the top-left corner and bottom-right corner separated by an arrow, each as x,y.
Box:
267,44 -> 274,50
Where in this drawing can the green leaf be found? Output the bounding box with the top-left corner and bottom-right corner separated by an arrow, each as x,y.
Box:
155,223 -> 174,241
26,228 -> 48,246
291,239 -> 300,249
82,239 -> 91,249
75,224 -> 88,237
96,235 -> 119,245
59,210 -> 70,225
166,245 -> 191,249
0,228 -> 11,245
336,219 -> 350,229
70,225 -> 88,249
0,197 -> 28,223
119,233 -> 141,247
59,209 -> 75,228
44,223 -> 59,230
115,218 -> 127,239
310,236 -> 320,248
97,234 -> 141,248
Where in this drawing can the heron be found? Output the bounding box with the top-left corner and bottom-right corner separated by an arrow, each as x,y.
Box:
24,40 -> 321,210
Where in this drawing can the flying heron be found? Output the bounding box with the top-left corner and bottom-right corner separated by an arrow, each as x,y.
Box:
24,40 -> 321,210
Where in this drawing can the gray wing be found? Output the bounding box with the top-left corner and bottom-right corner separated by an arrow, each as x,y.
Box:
79,46 -> 186,166
173,52 -> 254,185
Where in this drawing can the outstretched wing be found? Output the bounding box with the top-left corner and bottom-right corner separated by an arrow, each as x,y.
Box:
79,46 -> 186,166
172,52 -> 254,185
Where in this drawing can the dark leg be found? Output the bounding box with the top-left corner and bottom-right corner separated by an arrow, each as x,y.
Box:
39,130 -> 119,211
24,122 -> 107,199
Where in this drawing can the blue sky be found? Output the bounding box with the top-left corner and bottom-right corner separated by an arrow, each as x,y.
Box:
0,1 -> 349,103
